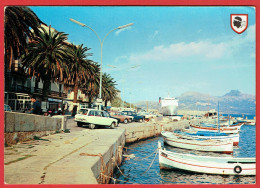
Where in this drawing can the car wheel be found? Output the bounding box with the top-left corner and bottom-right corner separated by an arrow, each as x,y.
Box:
77,122 -> 83,127
89,124 -> 95,129
139,118 -> 143,123
110,122 -> 116,129
124,119 -> 128,124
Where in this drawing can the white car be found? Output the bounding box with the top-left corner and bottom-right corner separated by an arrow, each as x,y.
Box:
138,112 -> 156,119
75,109 -> 118,129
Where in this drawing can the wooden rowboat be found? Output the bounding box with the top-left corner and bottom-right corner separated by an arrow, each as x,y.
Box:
161,131 -> 233,154
200,122 -> 244,130
158,141 -> 255,176
180,129 -> 240,146
190,124 -> 239,134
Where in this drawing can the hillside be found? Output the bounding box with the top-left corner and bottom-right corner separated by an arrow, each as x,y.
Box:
134,90 -> 255,114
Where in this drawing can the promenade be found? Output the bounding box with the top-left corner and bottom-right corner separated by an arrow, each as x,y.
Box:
4,118 -> 125,184
4,117 -> 193,184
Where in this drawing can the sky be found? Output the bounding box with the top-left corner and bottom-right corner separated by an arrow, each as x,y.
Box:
30,6 -> 256,103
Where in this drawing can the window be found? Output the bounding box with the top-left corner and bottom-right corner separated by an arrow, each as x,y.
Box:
96,111 -> 102,117
88,110 -> 95,116
79,109 -> 88,115
102,111 -> 110,117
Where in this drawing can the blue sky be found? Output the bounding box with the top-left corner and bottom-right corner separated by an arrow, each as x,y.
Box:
30,6 -> 255,103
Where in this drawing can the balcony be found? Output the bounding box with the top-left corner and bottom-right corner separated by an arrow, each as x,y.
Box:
7,85 -> 68,99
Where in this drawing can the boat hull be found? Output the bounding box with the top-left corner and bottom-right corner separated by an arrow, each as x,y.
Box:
200,122 -> 243,131
180,130 -> 239,146
160,105 -> 177,116
162,131 -> 233,153
190,124 -> 239,134
159,147 -> 255,175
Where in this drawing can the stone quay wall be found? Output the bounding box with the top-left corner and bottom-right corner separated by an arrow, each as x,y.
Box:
124,119 -> 200,143
4,112 -> 62,146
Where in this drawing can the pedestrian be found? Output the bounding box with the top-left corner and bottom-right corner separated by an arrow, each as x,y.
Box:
72,105 -> 77,117
58,106 -> 62,115
51,108 -> 56,116
30,95 -> 41,115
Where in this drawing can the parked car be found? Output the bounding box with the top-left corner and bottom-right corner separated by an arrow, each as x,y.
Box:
75,109 -> 118,129
107,112 -> 121,125
118,112 -> 134,123
4,104 -> 12,112
121,111 -> 145,122
110,111 -> 133,124
138,112 -> 157,119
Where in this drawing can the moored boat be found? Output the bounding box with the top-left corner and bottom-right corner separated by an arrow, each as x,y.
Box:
158,141 -> 256,176
177,129 -> 240,146
199,122 -> 244,130
161,131 -> 233,153
190,124 -> 239,134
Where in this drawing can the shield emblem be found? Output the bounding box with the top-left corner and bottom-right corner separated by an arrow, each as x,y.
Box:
231,14 -> 248,34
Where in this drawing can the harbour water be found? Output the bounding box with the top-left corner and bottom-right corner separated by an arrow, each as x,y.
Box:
113,123 -> 256,184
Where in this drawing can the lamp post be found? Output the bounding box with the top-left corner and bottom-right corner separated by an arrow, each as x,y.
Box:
70,18 -> 133,109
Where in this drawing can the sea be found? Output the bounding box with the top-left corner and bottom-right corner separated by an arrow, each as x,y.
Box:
113,114 -> 256,184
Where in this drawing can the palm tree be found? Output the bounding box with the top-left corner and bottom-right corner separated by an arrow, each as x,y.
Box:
4,6 -> 44,70
81,62 -> 100,106
22,26 -> 69,100
65,44 -> 96,103
102,73 -> 119,107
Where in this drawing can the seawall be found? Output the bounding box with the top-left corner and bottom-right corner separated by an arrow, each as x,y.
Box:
121,118 -> 199,143
4,115 -> 200,184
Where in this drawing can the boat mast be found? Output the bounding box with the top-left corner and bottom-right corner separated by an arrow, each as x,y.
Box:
218,101 -> 220,133
228,108 -> 230,127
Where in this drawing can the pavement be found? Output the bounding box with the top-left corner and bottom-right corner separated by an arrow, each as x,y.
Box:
4,118 -> 125,184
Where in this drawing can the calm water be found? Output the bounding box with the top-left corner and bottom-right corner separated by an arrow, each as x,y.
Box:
113,124 -> 256,184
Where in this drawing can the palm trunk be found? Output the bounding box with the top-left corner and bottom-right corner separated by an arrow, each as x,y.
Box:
73,75 -> 78,103
88,95 -> 92,108
42,79 -> 51,101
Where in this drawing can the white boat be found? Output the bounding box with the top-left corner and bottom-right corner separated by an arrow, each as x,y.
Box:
181,129 -> 240,146
246,121 -> 256,126
158,142 -> 256,175
199,122 -> 244,131
161,131 -> 233,153
190,124 -> 239,134
159,96 -> 178,116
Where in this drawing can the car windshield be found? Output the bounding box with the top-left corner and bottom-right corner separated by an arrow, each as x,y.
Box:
102,111 -> 110,117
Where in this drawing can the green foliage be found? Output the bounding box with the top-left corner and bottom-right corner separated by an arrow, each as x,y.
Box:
5,6 -> 120,107
102,73 -> 119,106
111,96 -> 136,109
4,6 -> 44,70
65,44 -> 97,103
111,97 -> 122,107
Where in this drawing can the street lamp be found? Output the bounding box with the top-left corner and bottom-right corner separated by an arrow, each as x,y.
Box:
70,18 -> 133,108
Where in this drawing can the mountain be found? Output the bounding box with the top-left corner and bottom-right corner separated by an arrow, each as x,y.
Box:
135,90 -> 255,114
134,101 -> 160,111
224,90 -> 242,97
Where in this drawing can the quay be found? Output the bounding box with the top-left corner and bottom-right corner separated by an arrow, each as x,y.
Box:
4,114 -> 199,184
